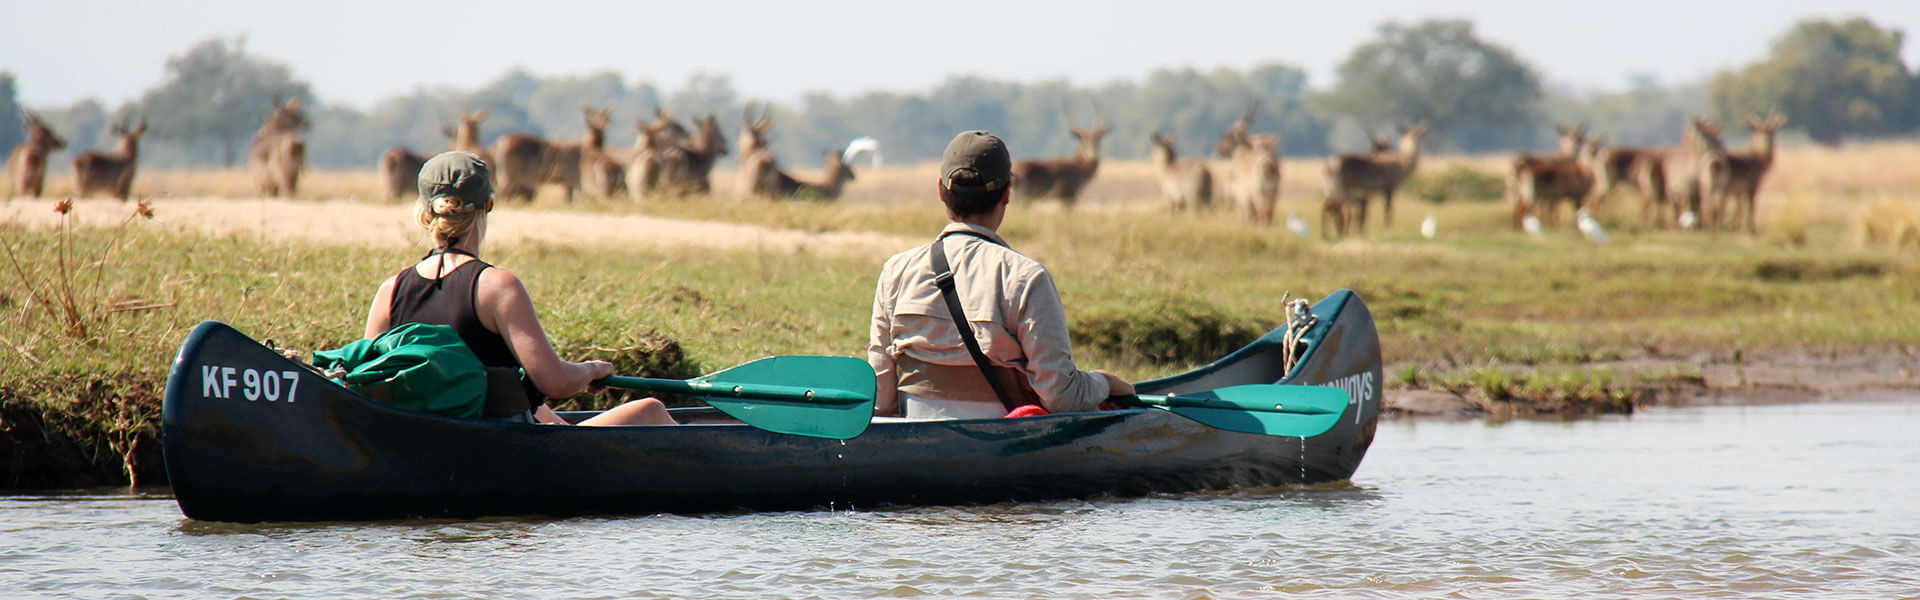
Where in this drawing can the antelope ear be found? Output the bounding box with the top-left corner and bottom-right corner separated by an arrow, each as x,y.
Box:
471,108 -> 488,121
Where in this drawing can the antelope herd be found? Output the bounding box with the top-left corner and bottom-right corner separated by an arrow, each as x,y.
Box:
5,94 -> 1795,241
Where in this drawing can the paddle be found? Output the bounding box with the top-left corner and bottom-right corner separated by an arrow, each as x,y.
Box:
594,355 -> 876,440
1128,384 -> 1350,438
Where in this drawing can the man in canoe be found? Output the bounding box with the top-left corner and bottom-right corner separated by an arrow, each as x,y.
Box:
866,131 -> 1134,419
360,151 -> 675,426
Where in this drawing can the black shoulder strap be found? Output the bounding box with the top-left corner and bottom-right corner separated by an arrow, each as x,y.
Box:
929,234 -> 1021,412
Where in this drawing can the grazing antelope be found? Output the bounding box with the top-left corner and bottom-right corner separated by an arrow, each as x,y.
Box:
1714,114 -> 1786,234
579,103 -> 626,198
1506,124 -> 1590,229
735,104 -> 779,199
1322,123 -> 1428,236
376,147 -> 431,201
491,104 -> 606,202
764,148 -> 856,200
1012,108 -> 1108,206
1511,139 -> 1604,229
249,96 -> 308,198
1149,131 -> 1213,212
627,110 -> 691,200
1658,117 -> 1731,229
72,118 -> 147,200
5,111 -> 65,200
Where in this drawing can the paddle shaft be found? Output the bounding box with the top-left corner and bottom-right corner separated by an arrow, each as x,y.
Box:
596,374 -> 871,405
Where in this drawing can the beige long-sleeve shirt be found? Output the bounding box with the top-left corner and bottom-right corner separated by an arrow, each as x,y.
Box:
867,223 -> 1110,416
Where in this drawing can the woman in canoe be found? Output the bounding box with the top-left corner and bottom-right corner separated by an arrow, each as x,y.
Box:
360,151 -> 674,426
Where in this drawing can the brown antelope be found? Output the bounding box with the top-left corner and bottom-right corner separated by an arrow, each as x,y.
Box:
1506,124 -> 1590,229
1658,117 -> 1731,229
249,96 -> 308,198
1597,145 -> 1668,225
1149,131 -> 1213,212
1228,133 -> 1281,225
764,148 -> 856,200
491,104 -> 606,202
673,113 -> 728,196
376,147 -> 431,201
1512,139 -> 1604,229
627,110 -> 692,200
1714,114 -> 1786,233
733,104 -> 780,199
448,108 -> 492,164
5,111 -> 65,200
1012,108 -> 1108,206
72,118 -> 147,200
579,103 -> 626,198
1322,123 -> 1428,236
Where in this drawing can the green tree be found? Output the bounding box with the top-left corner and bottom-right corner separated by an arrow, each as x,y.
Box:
1322,19 -> 1543,152
138,36 -> 313,165
0,72 -> 23,156
1710,18 -> 1915,145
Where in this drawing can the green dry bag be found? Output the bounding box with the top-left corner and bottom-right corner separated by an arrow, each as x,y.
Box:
312,323 -> 487,418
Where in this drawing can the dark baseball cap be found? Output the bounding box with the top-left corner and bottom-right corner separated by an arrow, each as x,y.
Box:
940,130 -> 1011,193
417,151 -> 493,209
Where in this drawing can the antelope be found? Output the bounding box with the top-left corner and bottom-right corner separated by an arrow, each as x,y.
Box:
249,96 -> 308,198
1714,114 -> 1786,234
673,113 -> 728,196
491,104 -> 603,202
1227,133 -> 1281,225
1597,144 -> 1668,226
1506,124 -> 1590,229
5,111 -> 65,200
72,118 -> 147,200
627,110 -> 691,200
1149,131 -> 1213,212
764,147 -> 856,200
448,108 -> 491,164
735,104 -> 779,199
376,147 -> 431,201
1012,107 -> 1108,206
1658,117 -> 1731,229
579,103 -> 626,198
1511,139 -> 1605,229
1322,123 -> 1428,236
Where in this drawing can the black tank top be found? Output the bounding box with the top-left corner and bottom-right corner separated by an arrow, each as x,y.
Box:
388,253 -> 519,369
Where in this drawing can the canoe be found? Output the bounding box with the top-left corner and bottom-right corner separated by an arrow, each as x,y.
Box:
162,290 -> 1382,522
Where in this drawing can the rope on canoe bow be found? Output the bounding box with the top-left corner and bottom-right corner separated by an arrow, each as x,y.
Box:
1280,293 -> 1318,375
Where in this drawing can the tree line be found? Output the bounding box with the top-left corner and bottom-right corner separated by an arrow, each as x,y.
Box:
3,17 -> 1915,172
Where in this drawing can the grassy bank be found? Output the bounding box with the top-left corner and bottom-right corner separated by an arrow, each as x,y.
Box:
5,142 -> 1919,488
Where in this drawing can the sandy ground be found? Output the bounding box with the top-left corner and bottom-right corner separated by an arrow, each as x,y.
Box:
0,197 -> 914,257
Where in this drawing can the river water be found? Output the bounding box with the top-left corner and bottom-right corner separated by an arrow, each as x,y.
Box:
4,397 -> 1916,598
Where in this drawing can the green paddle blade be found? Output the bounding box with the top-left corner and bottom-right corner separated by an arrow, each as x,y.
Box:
1137,384 -> 1349,438
693,355 -> 877,440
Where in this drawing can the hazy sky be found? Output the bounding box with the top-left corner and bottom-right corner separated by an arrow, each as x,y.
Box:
5,0 -> 1918,111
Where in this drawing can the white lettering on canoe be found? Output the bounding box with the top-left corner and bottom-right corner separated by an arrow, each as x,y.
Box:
201,366 -> 302,403
1324,371 -> 1375,424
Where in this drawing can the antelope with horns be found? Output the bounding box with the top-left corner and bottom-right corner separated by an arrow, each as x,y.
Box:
734,104 -> 779,199
1211,101 -> 1283,224
1322,123 -> 1428,237
1149,131 -> 1213,213
578,103 -> 626,198
490,104 -> 603,203
627,108 -> 691,200
249,96 -> 308,198
5,111 -> 65,200
1511,139 -> 1605,230
1714,114 -> 1787,234
448,108 -> 492,164
764,147 -> 856,201
1505,124 -> 1590,229
72,117 -> 147,200
1012,105 -> 1108,207
672,113 -> 728,196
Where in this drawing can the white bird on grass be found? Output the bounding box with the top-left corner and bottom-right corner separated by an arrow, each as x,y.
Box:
1286,212 -> 1311,238
1678,210 -> 1699,230
843,137 -> 882,167
1522,214 -> 1544,239
1577,208 -> 1610,244
1420,214 -> 1437,239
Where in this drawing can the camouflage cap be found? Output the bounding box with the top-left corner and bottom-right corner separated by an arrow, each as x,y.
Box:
417,151 -> 493,210
940,130 -> 1011,193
